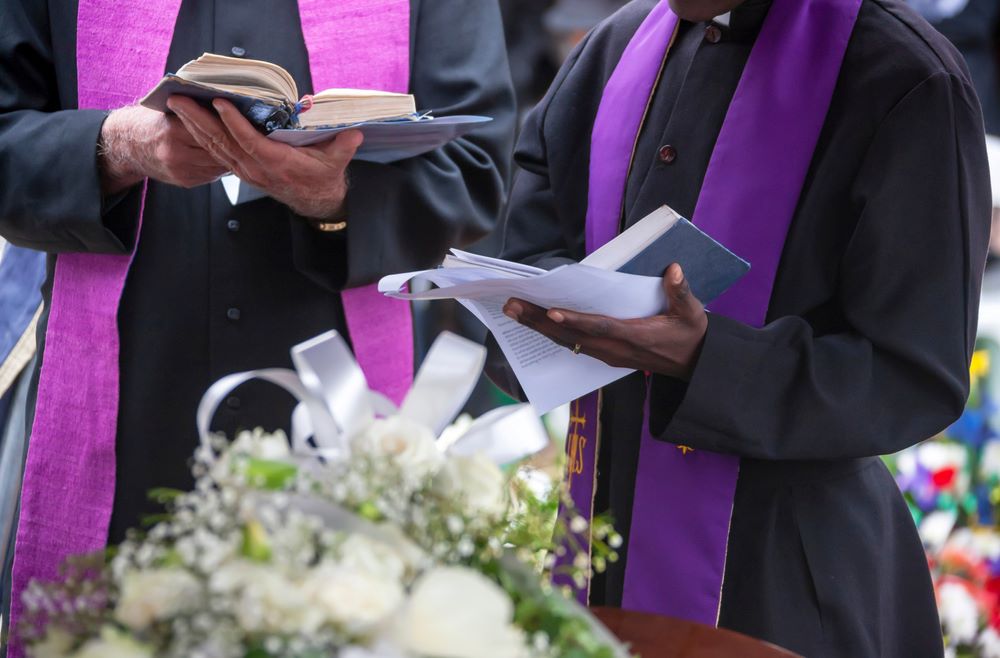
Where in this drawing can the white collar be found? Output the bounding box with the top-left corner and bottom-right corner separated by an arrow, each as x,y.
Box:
714,12 -> 731,26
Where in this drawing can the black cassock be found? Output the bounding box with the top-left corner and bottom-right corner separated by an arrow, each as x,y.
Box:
490,0 -> 991,655
0,0 -> 515,542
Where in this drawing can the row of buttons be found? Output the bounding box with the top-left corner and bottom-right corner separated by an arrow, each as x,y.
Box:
649,23 -> 722,167
218,26 -> 241,411
226,217 -> 242,322
225,206 -> 242,410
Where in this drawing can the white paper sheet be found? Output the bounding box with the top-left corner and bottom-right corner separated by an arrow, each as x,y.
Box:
379,263 -> 666,413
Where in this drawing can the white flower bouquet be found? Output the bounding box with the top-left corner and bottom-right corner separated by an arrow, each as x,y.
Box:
17,332 -> 625,658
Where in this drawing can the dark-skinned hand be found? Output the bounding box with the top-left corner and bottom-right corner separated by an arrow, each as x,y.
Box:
167,96 -> 364,219
503,263 -> 709,381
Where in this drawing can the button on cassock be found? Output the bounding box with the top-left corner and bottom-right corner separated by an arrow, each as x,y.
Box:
227,219 -> 241,232
226,307 -> 241,321
230,46 -> 247,57
704,24 -> 723,44
658,144 -> 678,164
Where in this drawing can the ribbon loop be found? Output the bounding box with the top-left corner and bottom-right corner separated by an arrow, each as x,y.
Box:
195,330 -> 548,467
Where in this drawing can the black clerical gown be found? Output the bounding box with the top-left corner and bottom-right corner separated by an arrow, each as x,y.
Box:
492,1 -> 991,655
0,0 -> 515,542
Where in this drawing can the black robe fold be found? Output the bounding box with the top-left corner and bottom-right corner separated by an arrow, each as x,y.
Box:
491,1 -> 991,655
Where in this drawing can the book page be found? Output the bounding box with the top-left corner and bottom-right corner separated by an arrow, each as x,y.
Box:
459,296 -> 633,413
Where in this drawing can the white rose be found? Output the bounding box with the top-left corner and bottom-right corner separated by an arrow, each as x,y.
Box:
374,523 -> 431,573
354,416 -> 444,480
211,561 -> 323,635
114,568 -> 202,631
435,453 -> 507,519
338,534 -> 407,581
392,566 -> 527,658
306,562 -> 404,634
70,627 -> 153,658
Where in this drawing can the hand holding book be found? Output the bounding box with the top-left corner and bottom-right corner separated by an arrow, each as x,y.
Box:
98,105 -> 229,195
140,53 -> 492,164
503,263 -> 709,381
379,205 -> 751,411
168,96 -> 361,220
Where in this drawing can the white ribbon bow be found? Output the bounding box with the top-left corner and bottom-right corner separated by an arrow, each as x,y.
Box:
196,330 -> 549,465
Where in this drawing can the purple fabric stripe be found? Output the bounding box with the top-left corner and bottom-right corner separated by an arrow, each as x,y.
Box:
694,0 -> 861,326
8,2 -> 181,654
622,403 -> 739,622
298,0 -> 414,405
10,3 -> 414,653
621,0 -> 862,625
585,1 -> 676,255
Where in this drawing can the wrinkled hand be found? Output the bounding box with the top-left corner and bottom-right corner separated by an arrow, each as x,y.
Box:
98,105 -> 229,194
503,263 -> 709,380
168,96 -> 363,219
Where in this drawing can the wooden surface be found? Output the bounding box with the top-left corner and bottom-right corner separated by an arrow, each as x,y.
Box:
592,608 -> 802,658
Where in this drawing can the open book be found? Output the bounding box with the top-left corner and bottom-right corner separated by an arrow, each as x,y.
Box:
141,53 -> 416,129
379,205 -> 750,412
140,53 -> 491,163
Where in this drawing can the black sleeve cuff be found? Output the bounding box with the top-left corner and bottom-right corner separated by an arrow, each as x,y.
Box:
650,312 -> 767,454
289,212 -> 349,292
100,183 -> 144,252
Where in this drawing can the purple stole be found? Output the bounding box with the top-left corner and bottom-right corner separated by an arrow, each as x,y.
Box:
10,1 -> 412,652
560,0 -> 861,625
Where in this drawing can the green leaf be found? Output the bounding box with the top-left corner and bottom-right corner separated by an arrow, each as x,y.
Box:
139,513 -> 173,528
244,648 -> 273,658
147,487 -> 185,504
242,520 -> 273,562
358,501 -> 382,521
245,459 -> 298,490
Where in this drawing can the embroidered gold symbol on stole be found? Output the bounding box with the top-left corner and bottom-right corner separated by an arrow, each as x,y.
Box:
677,445 -> 695,456
567,400 -> 588,485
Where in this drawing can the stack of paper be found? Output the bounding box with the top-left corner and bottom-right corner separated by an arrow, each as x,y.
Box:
379,250 -> 666,413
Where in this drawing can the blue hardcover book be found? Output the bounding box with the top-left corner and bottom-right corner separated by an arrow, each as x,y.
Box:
581,205 -> 750,304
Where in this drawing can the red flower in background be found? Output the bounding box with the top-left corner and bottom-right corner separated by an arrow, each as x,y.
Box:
933,466 -> 958,490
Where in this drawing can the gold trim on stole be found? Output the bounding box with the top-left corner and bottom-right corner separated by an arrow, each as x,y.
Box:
715,467 -> 739,626
584,389 -> 602,604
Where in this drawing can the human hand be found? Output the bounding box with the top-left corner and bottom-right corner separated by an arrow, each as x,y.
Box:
98,105 -> 229,194
167,96 -> 364,219
503,263 -> 709,380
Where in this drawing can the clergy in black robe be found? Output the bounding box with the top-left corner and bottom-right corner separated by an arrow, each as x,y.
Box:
489,0 -> 991,655
0,0 -> 514,548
